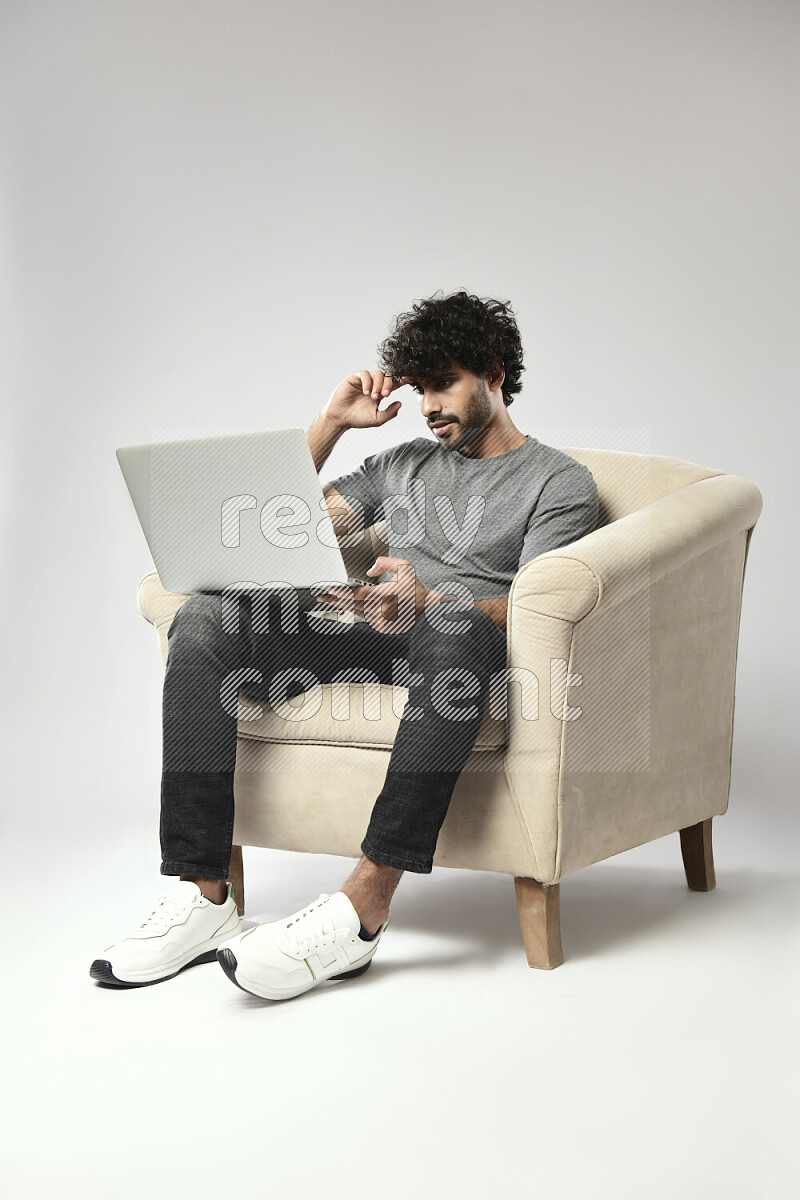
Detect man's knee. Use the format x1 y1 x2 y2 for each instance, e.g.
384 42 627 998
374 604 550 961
169 593 218 634
168 592 249 650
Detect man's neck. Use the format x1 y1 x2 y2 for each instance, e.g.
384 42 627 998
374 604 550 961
455 421 528 460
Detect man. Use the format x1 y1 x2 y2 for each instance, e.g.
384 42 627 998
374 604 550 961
90 289 599 1000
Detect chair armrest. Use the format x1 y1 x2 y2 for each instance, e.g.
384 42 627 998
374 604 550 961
136 572 192 669
508 472 763 623
501 472 763 884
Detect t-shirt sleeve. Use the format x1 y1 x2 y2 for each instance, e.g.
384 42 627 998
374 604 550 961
325 442 409 529
518 464 599 568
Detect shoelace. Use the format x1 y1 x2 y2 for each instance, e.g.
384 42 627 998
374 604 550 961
281 894 342 958
136 891 195 936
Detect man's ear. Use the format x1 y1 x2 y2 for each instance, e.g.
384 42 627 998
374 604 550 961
488 362 505 392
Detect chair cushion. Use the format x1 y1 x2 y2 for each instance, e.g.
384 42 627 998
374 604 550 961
238 679 507 752
235 606 507 751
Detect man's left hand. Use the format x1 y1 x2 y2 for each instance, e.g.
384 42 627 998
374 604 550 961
316 556 439 634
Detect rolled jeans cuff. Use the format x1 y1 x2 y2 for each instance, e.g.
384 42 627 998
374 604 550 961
360 837 434 874
360 768 461 874
160 860 231 880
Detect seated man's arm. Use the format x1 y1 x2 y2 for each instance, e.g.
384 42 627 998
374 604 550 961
517 464 599 569
322 483 374 557
471 595 510 631
424 588 509 633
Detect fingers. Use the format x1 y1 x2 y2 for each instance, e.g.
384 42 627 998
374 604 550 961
315 576 413 634
375 400 402 424
315 583 358 615
363 584 415 634
367 556 409 577
385 374 414 394
353 371 374 396
319 576 412 634
354 370 411 399
354 370 390 400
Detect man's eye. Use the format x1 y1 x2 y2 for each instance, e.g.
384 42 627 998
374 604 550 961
413 379 452 394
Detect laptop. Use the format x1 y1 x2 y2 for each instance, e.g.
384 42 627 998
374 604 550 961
115 427 372 597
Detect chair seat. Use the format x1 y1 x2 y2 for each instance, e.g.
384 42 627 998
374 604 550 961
235 606 508 752
238 681 508 752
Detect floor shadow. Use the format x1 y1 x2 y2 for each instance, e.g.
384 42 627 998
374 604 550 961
241 853 800 967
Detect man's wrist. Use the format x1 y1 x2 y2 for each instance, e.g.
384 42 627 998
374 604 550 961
318 408 349 435
307 410 349 474
424 588 461 608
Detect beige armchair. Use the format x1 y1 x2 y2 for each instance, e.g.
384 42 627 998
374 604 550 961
137 447 763 968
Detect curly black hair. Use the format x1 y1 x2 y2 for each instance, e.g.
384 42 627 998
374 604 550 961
376 288 525 407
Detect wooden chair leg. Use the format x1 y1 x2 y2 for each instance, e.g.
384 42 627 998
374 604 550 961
228 844 245 915
514 878 563 969
680 818 716 892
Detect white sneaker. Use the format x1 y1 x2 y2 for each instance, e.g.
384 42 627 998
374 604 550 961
216 891 389 1001
90 880 242 988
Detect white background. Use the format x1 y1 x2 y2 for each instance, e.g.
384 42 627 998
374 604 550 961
1 2 796 1197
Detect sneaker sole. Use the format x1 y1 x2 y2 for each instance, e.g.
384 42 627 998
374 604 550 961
89 947 221 988
216 947 373 1000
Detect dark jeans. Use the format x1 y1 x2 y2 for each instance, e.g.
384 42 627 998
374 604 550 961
160 586 508 878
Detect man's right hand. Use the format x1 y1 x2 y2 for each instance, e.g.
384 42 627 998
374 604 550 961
323 370 412 431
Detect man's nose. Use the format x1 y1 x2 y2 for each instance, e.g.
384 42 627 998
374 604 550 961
420 393 442 420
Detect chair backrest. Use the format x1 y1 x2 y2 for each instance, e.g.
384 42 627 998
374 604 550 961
555 447 725 529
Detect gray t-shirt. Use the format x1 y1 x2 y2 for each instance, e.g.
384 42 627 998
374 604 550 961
327 434 599 602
